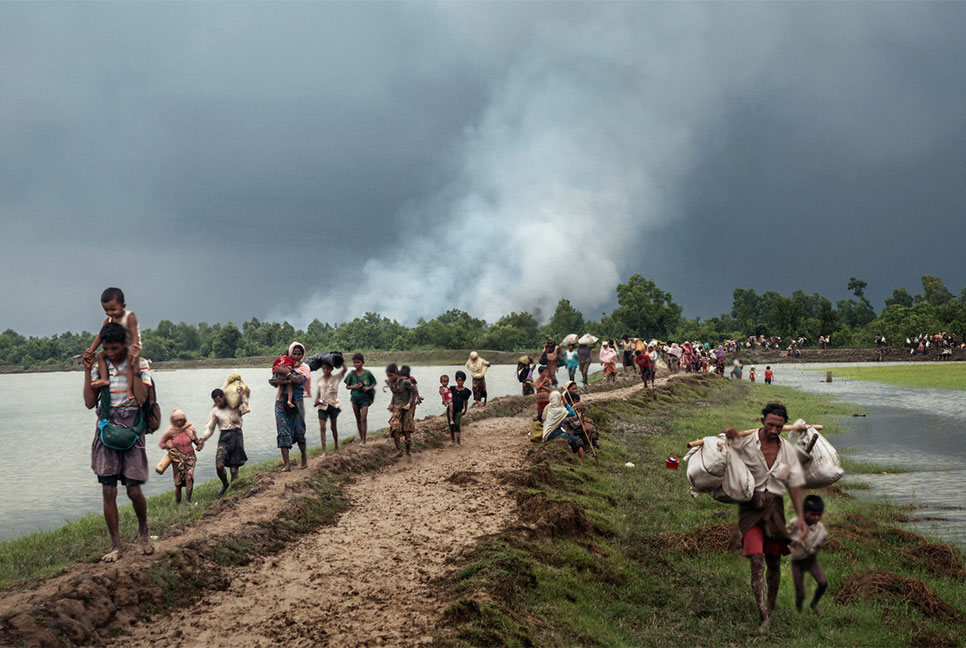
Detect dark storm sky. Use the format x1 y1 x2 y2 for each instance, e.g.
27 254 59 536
2 1 965 336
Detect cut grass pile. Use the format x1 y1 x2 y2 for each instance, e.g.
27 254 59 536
443 375 965 647
811 363 966 391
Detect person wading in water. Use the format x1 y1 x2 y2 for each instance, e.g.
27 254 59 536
723 403 807 633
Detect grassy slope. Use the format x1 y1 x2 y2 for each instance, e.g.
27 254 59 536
811 363 966 391
445 377 965 647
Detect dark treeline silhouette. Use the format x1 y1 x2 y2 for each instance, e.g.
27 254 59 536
2 274 964 366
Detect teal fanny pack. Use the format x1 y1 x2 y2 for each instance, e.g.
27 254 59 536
98 385 145 451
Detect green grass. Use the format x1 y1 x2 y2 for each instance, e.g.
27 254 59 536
445 376 965 647
810 363 966 391
0 434 364 590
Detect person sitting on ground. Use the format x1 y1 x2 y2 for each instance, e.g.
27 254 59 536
541 391 585 458
83 322 154 562
563 380 599 448
157 408 200 504
787 494 829 616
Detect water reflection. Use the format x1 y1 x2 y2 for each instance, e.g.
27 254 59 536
761 362 966 548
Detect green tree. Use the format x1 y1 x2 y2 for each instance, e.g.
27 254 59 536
848 277 868 300
545 299 585 338
920 275 953 307
212 323 242 358
610 275 683 339
884 288 914 309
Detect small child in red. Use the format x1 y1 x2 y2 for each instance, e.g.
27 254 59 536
764 366 774 384
273 355 296 408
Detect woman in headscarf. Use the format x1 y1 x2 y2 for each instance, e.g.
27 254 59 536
157 408 200 504
714 345 726 377
541 391 585 458
533 365 553 421
269 342 310 471
465 351 491 406
562 381 600 449
599 341 618 383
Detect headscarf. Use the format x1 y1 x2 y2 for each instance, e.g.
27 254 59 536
599 342 618 364
714 345 725 360
466 351 489 378
160 408 196 448
542 391 569 440
288 341 312 398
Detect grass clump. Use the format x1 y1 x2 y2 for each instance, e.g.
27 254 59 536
810 363 966 391
443 375 966 647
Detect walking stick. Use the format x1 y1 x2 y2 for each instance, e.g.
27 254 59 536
564 390 598 465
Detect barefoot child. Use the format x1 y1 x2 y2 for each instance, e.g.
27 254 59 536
787 495 829 615
764 366 774 384
449 371 472 446
86 287 141 400
315 361 347 453
344 353 377 447
157 409 200 503
440 374 455 442
385 364 416 457
749 366 757 383
272 354 297 408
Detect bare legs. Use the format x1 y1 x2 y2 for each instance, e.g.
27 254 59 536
749 554 781 631
352 403 369 446
792 558 828 614
101 483 152 561
319 415 339 452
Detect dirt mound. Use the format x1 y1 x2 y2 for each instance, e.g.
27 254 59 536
835 569 963 620
447 471 481 485
516 492 591 540
902 542 966 579
829 513 877 542
658 523 740 553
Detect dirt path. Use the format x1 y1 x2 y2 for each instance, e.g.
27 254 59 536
109 379 654 648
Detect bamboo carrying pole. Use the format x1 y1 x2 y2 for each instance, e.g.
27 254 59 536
686 424 823 448
564 390 599 465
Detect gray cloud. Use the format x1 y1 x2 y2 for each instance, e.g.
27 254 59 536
1 2 965 336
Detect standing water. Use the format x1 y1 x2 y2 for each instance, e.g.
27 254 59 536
755 362 966 549
0 362 593 541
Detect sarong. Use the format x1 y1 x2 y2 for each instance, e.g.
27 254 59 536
168 447 196 487
472 377 487 401
216 428 248 468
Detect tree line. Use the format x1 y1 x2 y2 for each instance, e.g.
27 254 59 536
2 274 964 366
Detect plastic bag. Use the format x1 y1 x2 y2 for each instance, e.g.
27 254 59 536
684 436 728 492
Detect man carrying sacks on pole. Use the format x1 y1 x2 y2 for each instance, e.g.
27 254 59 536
723 402 808 633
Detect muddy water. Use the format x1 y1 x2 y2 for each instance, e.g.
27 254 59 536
0 362 591 541
756 362 966 548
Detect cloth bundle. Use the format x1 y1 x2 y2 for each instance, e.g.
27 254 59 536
222 373 250 410
683 435 754 503
577 334 598 346
787 418 844 488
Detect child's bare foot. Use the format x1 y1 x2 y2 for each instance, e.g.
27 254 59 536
101 548 121 563
287 399 295 408
811 605 823 616
755 618 770 635
280 463 291 472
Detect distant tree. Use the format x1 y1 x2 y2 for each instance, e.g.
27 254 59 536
884 288 915 309
212 323 242 358
610 274 683 339
545 299 585 338
847 277 868 300
920 275 954 307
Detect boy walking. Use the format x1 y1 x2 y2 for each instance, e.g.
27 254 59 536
787 495 830 615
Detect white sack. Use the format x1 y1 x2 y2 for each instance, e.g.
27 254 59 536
787 419 845 488
685 436 728 492
578 334 598 346
712 452 755 503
